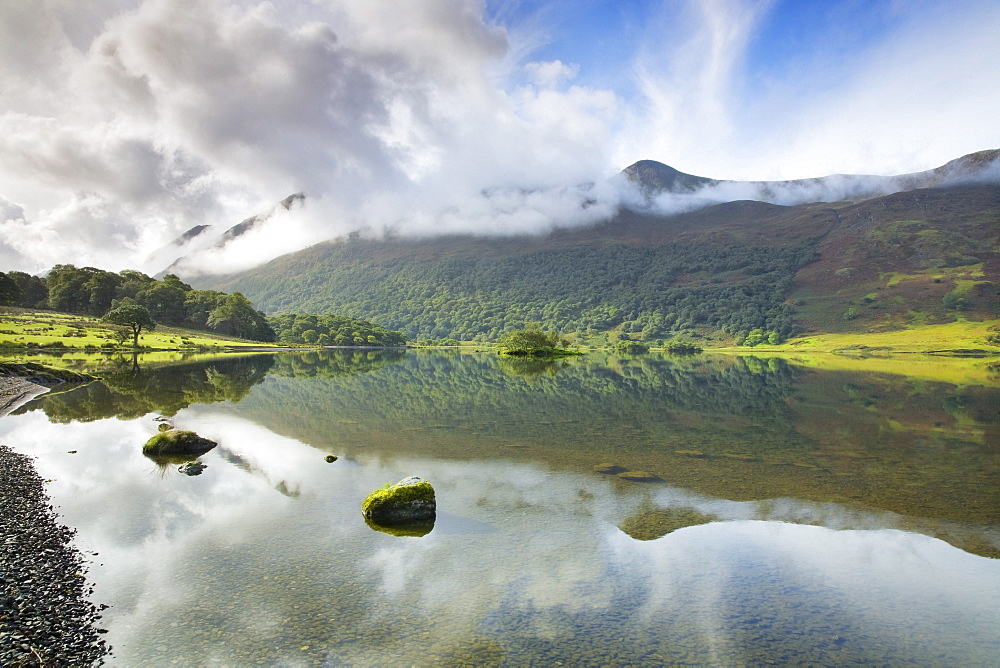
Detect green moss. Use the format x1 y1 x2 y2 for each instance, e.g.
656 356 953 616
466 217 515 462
142 429 217 457
361 477 436 526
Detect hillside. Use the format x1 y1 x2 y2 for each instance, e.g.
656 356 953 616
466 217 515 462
194 155 1000 343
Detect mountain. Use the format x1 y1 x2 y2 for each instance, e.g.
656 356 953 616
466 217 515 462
190 151 1000 342
149 193 305 277
623 148 1000 205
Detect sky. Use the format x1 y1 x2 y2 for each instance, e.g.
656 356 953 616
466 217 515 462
1 0 998 276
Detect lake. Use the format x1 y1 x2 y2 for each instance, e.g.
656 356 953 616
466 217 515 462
2 350 999 665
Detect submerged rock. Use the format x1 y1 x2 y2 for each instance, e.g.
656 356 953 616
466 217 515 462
362 476 436 527
616 470 662 482
620 505 721 541
178 462 207 476
142 429 217 458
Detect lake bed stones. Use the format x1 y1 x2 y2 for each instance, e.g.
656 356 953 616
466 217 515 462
177 462 207 476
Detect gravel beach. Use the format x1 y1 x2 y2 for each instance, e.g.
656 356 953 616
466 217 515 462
0 442 111 665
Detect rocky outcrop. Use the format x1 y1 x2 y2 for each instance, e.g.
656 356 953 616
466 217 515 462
361 477 436 527
142 430 217 458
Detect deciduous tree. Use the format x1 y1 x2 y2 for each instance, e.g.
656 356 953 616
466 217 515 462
103 301 156 347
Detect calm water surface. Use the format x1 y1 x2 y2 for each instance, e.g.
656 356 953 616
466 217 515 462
2 350 998 665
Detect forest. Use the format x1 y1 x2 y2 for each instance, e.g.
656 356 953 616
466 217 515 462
216 237 821 343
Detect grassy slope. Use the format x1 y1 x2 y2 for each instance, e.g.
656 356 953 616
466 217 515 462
709 320 1000 386
198 183 999 346
717 320 1000 354
789 184 1000 334
0 308 288 352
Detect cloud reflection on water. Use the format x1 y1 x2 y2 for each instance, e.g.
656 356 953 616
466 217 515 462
1 408 998 664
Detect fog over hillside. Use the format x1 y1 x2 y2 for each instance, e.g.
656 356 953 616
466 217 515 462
164 149 1000 279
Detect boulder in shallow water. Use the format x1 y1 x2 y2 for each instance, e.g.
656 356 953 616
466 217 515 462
362 476 436 526
142 429 217 457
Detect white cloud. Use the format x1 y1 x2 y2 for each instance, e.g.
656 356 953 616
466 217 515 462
616 0 1000 180
0 0 629 275
524 59 579 88
614 0 775 178
0 0 997 276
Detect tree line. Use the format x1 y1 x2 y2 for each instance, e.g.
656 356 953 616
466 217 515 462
1 265 408 346
0 265 276 341
269 313 406 347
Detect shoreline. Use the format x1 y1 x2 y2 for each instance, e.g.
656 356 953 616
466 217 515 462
0 444 111 664
0 376 50 418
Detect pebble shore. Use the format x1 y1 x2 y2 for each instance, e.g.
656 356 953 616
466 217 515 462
0 444 110 665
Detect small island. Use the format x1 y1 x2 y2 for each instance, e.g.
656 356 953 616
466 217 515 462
496 329 582 358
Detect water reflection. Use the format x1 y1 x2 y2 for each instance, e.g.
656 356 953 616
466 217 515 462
14 354 275 421
0 410 997 665
1 350 998 664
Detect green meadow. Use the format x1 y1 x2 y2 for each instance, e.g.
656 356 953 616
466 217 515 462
0 308 289 353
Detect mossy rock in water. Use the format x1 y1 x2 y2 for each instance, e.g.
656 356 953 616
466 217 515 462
142 429 217 457
361 476 436 526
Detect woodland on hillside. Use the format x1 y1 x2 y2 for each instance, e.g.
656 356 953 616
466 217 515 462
221 239 820 343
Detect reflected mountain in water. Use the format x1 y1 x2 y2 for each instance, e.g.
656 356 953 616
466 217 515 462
219 351 998 552
17 349 1000 556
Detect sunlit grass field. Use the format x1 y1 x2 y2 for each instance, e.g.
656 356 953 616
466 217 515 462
715 320 1000 354
0 308 287 352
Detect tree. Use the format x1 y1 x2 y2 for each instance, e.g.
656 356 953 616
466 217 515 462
8 271 48 308
46 264 90 312
184 290 227 329
743 328 766 346
103 302 156 347
84 270 121 315
0 272 23 306
497 329 561 355
206 292 276 341
614 340 649 354
138 281 187 324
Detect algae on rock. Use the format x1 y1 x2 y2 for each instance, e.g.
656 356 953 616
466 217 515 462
361 476 436 527
142 429 217 458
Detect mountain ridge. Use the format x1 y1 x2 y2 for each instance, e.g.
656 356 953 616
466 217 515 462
185 150 1000 343
168 149 999 282
621 148 1000 204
